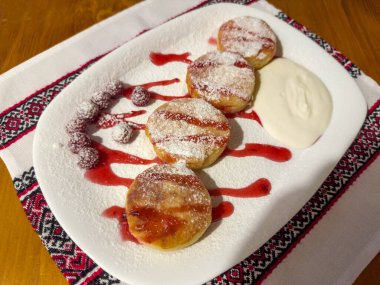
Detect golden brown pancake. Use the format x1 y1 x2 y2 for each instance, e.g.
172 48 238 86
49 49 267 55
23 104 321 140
126 163 212 250
186 51 255 114
217 16 277 69
145 98 230 169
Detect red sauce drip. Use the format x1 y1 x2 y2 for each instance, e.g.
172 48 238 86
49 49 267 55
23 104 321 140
157 110 230 131
224 143 292 162
102 206 139 243
149 52 192 66
209 178 271 198
234 61 250 69
212 201 234 222
208 37 217 45
104 203 214 243
128 206 184 243
97 111 146 129
227 26 275 50
227 110 262 126
85 142 159 187
123 78 189 101
149 91 190 101
140 78 180 89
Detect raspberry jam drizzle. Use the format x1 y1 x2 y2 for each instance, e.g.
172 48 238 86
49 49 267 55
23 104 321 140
128 206 184 243
103 202 234 242
156 110 230 130
212 201 234 222
208 37 217 45
102 206 139 243
224 143 292 162
97 111 146 129
141 78 180 89
123 78 190 101
85 142 160 188
227 110 262 126
149 52 192 66
209 178 271 198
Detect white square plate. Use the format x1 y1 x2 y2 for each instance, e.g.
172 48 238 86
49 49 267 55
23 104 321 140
33 4 366 285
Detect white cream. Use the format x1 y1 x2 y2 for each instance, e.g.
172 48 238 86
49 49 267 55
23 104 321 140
253 58 333 148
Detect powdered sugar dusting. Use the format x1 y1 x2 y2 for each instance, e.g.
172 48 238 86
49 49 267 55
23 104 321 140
77 147 100 169
146 98 230 162
128 163 211 242
131 163 211 217
112 123 133 144
219 16 276 58
131 86 151 106
162 98 223 122
188 51 255 101
148 117 203 142
158 137 223 161
91 90 111 109
67 132 92 154
76 101 100 122
141 162 196 179
65 117 87 134
104 80 124 99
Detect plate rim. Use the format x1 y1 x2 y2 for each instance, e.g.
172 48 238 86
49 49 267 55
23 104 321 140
33 3 367 285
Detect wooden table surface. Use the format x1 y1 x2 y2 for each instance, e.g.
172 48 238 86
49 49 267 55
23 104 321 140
0 0 379 284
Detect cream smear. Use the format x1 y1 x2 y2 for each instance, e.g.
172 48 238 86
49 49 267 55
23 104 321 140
253 58 333 148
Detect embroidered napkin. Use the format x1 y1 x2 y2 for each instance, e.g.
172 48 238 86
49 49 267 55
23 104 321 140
0 0 379 284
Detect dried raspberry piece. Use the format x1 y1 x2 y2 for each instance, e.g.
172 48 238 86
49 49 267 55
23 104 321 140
91 91 111 109
77 147 99 169
105 80 124 99
131 86 150 106
65 117 87 134
68 132 92 154
112 123 133 144
76 101 100 122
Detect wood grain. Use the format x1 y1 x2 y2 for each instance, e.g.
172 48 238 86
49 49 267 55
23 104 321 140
0 0 379 284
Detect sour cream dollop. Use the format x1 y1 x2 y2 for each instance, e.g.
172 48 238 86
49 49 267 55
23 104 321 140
253 58 333 148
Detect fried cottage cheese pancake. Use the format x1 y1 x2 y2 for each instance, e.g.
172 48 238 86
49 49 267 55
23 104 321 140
217 16 277 69
186 51 255 114
126 163 212 250
145 98 230 169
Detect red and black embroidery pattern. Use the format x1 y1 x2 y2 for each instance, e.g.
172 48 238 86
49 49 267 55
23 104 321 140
0 56 103 149
13 168 104 284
